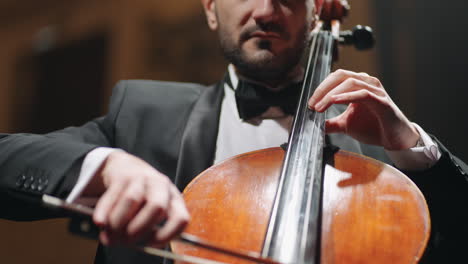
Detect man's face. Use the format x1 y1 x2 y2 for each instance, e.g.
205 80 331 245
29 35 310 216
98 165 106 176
203 0 315 83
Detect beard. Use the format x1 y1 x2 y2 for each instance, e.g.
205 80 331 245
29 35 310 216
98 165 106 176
218 22 309 83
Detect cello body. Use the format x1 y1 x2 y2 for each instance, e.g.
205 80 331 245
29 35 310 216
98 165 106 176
172 147 430 263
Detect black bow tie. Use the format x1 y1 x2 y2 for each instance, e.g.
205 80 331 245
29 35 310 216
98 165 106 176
232 79 302 120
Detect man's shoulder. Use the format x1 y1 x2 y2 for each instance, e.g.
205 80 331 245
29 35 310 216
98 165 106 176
116 79 214 98
107 79 221 116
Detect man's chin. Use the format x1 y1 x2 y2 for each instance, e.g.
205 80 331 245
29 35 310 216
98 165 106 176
226 45 299 81
236 55 290 81
245 51 275 65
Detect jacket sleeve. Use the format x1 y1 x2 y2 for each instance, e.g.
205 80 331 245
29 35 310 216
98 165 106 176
0 81 128 221
404 137 468 263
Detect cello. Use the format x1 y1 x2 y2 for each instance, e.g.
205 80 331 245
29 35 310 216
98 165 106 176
171 0 430 263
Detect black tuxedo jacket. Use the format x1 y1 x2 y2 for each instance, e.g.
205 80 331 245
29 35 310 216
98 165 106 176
0 80 467 263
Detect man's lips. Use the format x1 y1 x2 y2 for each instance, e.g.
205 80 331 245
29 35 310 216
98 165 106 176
249 31 282 39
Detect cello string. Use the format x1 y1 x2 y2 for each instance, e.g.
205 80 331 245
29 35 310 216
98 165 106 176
260 23 336 264
299 29 334 263
260 25 321 258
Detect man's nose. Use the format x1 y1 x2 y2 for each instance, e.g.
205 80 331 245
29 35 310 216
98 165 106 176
251 0 278 23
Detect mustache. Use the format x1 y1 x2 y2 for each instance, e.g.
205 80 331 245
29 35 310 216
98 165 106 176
239 23 290 42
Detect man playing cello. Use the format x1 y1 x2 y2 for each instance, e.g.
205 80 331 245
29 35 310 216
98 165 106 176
0 0 466 263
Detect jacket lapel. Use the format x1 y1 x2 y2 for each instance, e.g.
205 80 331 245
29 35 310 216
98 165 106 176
174 82 224 190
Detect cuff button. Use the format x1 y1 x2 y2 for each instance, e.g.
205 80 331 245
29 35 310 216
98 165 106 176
15 174 26 187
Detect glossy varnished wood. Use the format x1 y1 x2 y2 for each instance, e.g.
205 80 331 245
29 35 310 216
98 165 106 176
172 148 284 264
321 150 430 263
172 147 430 264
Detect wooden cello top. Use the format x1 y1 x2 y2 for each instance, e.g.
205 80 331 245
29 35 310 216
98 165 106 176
174 147 430 263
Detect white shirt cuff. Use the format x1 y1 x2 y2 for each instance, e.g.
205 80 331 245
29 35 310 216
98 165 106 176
386 123 442 171
66 147 121 205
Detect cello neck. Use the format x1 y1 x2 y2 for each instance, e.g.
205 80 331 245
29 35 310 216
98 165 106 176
261 24 337 264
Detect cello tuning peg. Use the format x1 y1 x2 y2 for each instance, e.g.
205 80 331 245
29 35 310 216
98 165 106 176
339 25 375 50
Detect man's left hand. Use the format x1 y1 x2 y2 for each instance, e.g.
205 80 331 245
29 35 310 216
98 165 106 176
308 69 419 150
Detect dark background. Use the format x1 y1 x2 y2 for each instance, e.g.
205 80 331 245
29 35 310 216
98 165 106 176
0 0 466 263
375 0 468 161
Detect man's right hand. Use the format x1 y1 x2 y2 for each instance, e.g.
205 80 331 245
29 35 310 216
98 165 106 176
84 151 190 248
